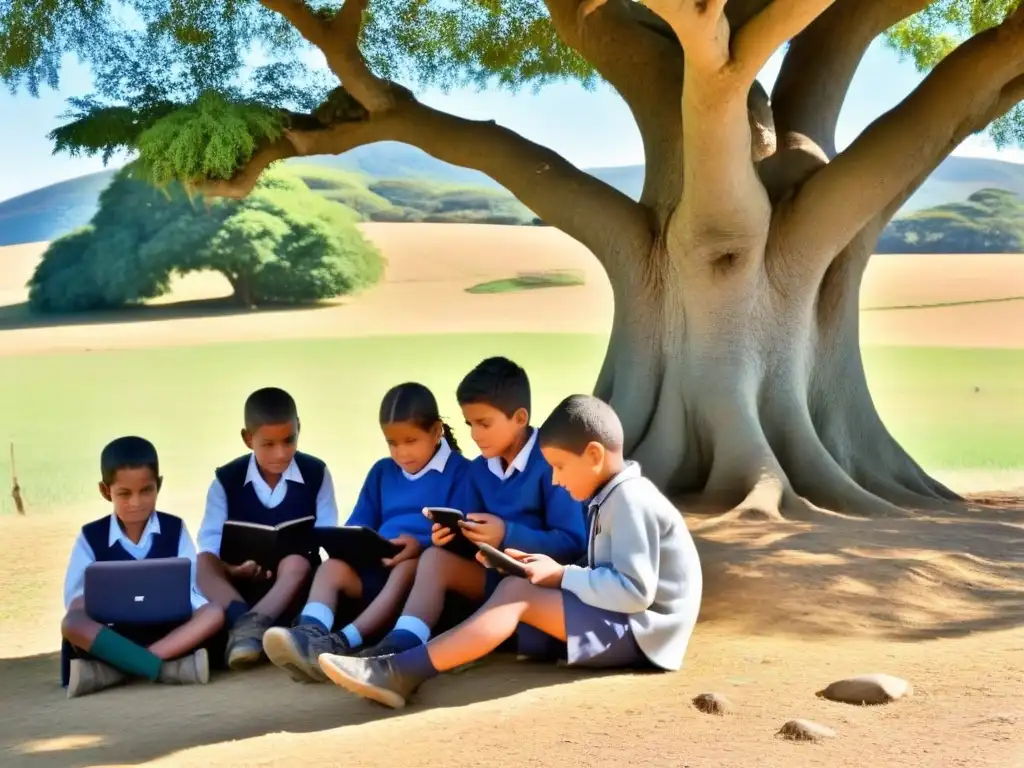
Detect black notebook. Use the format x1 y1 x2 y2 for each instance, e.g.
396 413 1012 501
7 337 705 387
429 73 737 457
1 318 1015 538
220 516 316 571
317 526 403 569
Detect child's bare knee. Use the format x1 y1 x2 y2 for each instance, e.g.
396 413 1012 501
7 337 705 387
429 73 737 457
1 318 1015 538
417 545 457 576
390 558 418 583
277 554 312 579
319 557 357 586
492 576 533 602
61 610 95 647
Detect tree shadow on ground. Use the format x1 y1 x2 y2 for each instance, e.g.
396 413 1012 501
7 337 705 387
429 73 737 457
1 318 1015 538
0 651 599 768
0 299 334 333
692 497 1024 641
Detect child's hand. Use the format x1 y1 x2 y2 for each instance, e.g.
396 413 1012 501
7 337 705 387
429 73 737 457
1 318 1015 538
461 513 505 548
520 553 565 589
431 522 455 547
226 560 270 581
383 534 421 567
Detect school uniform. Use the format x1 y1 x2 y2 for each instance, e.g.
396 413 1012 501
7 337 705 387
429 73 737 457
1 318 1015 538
342 440 470 608
454 428 587 596
519 461 704 670
60 511 207 685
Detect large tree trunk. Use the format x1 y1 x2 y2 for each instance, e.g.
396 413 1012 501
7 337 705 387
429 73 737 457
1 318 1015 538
595 234 959 522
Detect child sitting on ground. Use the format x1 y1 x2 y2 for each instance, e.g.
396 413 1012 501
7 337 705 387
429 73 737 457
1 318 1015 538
356 357 587 658
61 436 225 699
196 386 339 669
262 382 470 680
318 394 704 708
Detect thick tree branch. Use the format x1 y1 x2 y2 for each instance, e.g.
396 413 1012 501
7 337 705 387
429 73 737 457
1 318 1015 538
201 97 652 275
730 0 835 84
259 0 395 112
771 0 929 158
783 8 1024 270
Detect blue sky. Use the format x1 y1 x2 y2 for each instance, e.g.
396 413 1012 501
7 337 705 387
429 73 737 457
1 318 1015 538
1 37 1021 203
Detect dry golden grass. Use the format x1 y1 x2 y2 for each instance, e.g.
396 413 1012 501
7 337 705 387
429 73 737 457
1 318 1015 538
3 226 1024 355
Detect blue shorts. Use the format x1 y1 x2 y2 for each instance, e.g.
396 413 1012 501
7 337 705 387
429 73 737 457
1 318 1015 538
515 590 649 669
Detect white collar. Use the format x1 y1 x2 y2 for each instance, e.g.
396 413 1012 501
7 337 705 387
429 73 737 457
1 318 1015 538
244 453 304 486
107 511 161 547
487 428 537 480
402 438 453 480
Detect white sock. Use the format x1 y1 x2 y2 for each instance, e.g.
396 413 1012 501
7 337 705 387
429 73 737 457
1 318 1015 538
301 602 335 632
394 615 431 643
341 624 363 649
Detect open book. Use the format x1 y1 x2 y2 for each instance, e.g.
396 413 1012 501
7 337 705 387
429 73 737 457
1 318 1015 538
220 516 316 571
316 526 403 570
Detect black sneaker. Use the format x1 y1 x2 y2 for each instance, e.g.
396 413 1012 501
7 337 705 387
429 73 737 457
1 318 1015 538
318 653 423 709
263 624 350 682
225 612 275 670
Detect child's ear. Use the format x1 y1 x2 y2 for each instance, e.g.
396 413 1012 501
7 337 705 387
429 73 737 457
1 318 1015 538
513 408 529 427
241 428 253 449
98 482 112 502
156 475 164 492
296 417 301 434
584 441 606 469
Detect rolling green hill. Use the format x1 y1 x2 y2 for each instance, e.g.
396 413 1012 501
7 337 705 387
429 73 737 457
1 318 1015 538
877 188 1024 253
2 143 1023 248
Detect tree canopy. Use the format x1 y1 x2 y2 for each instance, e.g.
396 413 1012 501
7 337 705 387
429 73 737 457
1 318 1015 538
28 165 384 312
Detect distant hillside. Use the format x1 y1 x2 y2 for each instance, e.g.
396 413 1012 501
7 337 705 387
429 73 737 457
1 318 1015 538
878 188 1024 254
2 142 1024 247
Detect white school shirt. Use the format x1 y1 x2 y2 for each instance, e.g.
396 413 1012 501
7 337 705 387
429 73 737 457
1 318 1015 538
196 454 339 556
63 512 209 611
486 428 537 480
401 438 453 480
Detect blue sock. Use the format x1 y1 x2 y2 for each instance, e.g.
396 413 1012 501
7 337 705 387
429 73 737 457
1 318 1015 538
394 615 431 643
381 629 426 653
341 624 363 649
393 643 439 683
226 601 249 627
298 602 335 633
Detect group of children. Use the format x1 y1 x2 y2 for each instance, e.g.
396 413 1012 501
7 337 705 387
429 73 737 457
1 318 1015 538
61 356 704 708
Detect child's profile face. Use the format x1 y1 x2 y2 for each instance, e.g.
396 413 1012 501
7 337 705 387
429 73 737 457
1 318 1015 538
244 421 299 476
382 420 442 475
540 444 605 502
461 402 528 459
100 467 161 526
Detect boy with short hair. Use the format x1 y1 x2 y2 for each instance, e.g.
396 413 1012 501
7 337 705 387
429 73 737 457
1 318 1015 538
357 357 586 658
319 394 704 707
196 386 339 669
61 436 225 699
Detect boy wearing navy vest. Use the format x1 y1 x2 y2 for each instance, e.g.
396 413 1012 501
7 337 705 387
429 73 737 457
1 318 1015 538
195 387 339 670
318 395 704 708
359 357 586 657
61 437 225 699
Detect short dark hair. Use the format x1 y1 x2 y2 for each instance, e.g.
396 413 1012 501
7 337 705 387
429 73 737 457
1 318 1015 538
244 387 299 432
538 395 624 454
100 436 160 485
456 357 531 418
379 381 462 454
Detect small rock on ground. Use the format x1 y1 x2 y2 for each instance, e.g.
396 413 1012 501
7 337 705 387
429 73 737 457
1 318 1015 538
692 692 733 715
777 719 836 742
817 673 912 705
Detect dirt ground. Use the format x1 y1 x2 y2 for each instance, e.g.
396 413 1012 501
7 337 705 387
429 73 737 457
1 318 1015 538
2 227 1023 766
3 227 1024 356
1 504 1023 768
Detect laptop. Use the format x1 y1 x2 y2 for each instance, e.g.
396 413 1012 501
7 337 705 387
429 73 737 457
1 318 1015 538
84 558 193 626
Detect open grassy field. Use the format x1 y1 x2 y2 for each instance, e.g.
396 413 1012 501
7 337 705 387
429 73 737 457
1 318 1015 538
1 225 1023 767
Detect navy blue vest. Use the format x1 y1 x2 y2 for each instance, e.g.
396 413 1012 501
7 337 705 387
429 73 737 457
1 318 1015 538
81 512 182 561
215 452 326 527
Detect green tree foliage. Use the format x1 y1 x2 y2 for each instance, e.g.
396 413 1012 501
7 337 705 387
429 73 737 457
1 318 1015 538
2 0 1019 190
27 165 384 311
877 189 1024 254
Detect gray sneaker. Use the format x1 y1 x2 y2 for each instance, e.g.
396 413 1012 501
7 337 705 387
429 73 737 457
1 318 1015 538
158 648 210 685
264 624 350 682
318 652 423 709
226 612 274 670
66 659 127 699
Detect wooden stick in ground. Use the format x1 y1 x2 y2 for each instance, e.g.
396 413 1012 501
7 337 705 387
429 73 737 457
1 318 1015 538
10 442 24 515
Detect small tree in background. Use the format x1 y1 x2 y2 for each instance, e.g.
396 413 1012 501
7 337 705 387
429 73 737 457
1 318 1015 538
27 166 384 310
